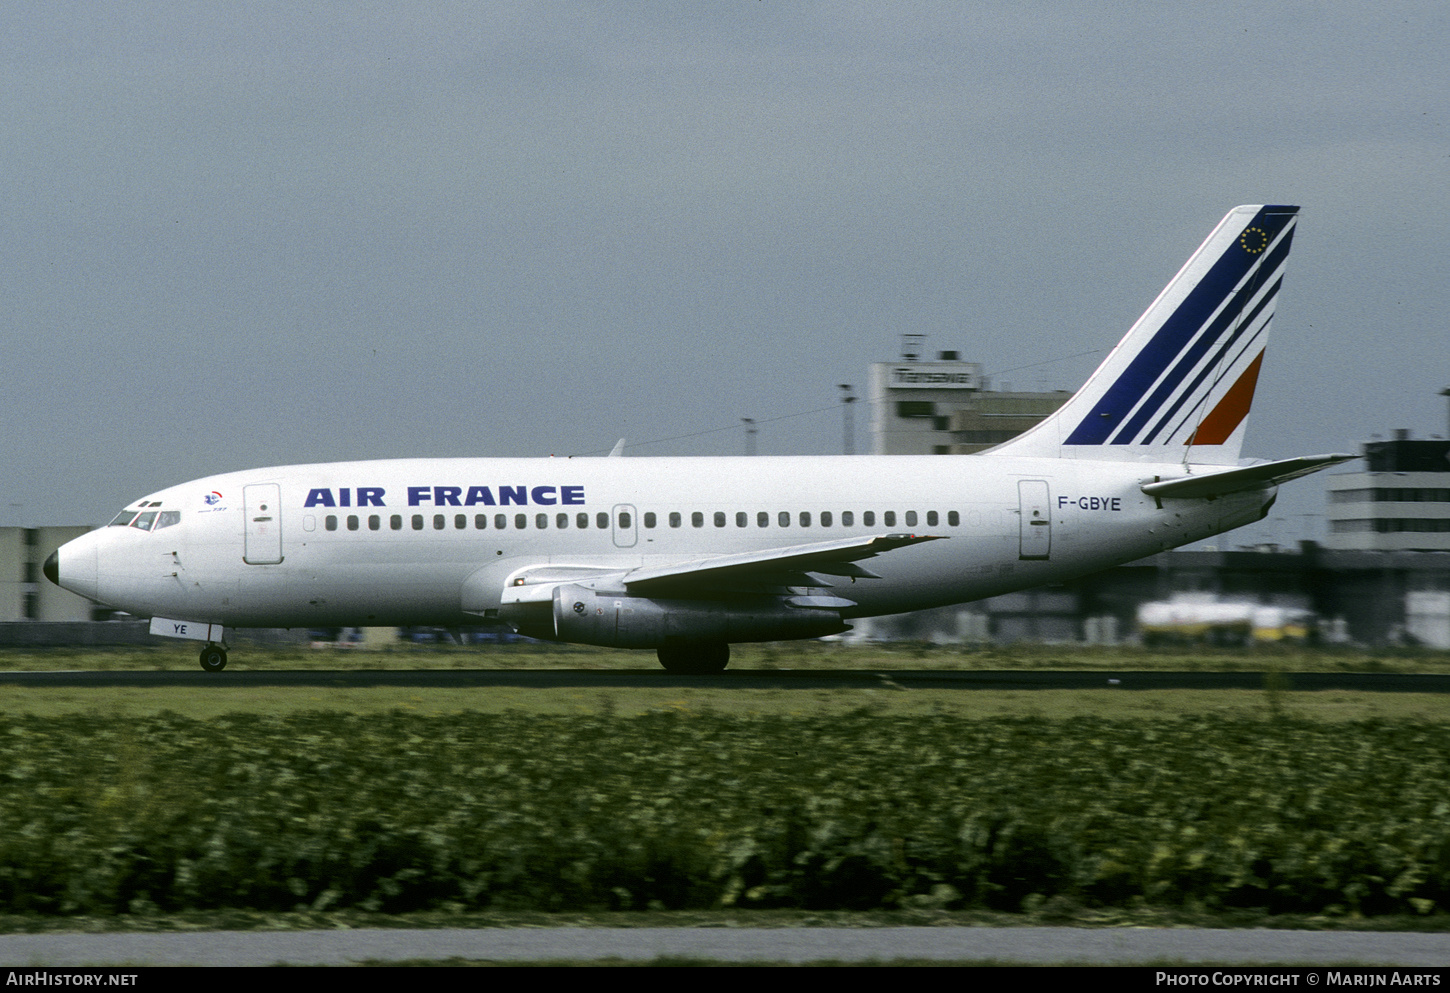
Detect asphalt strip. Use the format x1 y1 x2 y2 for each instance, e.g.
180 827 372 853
0 927 1447 966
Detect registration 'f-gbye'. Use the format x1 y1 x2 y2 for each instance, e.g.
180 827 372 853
47 205 1352 672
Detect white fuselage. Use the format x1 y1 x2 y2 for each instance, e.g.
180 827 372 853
52 454 1272 632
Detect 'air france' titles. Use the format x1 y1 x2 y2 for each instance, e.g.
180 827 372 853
303 486 586 509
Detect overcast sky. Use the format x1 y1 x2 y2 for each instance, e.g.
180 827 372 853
4 2 1447 546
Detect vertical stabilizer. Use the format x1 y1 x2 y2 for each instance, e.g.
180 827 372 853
987 204 1298 465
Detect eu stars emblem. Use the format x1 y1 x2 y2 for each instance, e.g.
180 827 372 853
1239 226 1269 254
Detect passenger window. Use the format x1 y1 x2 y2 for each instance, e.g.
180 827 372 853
927 511 938 527
391 515 403 531
131 511 157 530
495 514 507 529
515 514 527 529
714 512 726 527
596 512 608 529
799 511 811 527
842 511 854 527
557 513 570 529
692 512 704 528
369 515 381 531
476 514 488 529
577 512 589 529
536 513 548 529
347 515 359 531
433 514 445 530
413 515 424 530
905 511 917 527
863 511 875 526
670 512 682 528
325 515 338 531
619 511 632 529
736 512 747 527
455 514 467 529
644 512 656 528
757 511 769 527
948 511 960 527
884 511 896 527
154 510 181 531
821 511 832 527
778 511 789 527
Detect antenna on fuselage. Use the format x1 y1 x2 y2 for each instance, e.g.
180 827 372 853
607 439 627 457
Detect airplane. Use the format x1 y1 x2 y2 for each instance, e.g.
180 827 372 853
45 204 1354 673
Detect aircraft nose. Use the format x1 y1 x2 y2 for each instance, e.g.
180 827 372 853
43 551 58 586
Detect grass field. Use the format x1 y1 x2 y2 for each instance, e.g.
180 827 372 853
3 639 1449 673
0 644 1447 931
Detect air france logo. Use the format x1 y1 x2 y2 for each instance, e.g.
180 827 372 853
204 491 223 505
302 485 587 508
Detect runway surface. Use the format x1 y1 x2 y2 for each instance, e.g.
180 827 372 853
1 926 1447 966
0 668 1448 692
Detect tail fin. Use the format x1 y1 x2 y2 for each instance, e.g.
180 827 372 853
988 204 1299 465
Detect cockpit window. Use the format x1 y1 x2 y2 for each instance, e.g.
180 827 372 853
130 511 158 531
154 510 181 531
108 510 139 527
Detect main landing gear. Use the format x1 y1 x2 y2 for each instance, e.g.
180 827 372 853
657 642 730 675
199 643 228 672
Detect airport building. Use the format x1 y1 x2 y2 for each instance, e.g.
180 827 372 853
0 526 97 622
1324 431 1450 552
867 335 1069 455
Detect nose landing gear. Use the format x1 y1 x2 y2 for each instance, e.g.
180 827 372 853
199 643 228 672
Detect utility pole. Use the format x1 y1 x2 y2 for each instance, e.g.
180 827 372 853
741 418 757 456
838 384 856 455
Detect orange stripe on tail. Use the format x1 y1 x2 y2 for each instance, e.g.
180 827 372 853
1190 350 1265 446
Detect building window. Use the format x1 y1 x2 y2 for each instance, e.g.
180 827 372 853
896 401 934 418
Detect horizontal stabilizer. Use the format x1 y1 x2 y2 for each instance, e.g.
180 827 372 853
1141 453 1356 500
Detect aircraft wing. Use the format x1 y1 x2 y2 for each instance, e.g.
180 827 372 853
494 533 943 609
1140 453 1357 500
622 532 944 596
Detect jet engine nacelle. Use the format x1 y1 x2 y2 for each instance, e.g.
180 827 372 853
550 584 848 648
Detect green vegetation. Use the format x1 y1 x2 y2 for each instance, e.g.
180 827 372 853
2 640 1449 673
1 710 1448 920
